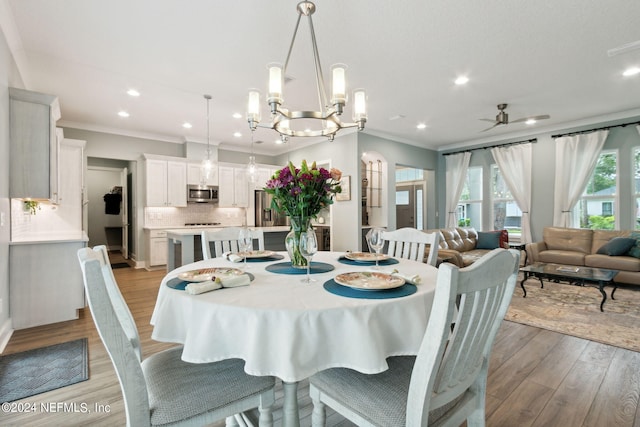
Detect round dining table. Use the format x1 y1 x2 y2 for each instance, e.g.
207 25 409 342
151 251 438 427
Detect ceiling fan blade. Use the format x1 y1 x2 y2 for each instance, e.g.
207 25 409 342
481 123 501 132
510 114 551 124
479 118 497 123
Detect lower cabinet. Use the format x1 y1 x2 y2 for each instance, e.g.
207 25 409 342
9 240 86 329
146 229 168 268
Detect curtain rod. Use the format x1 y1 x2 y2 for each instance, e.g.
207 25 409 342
551 120 640 139
442 138 537 157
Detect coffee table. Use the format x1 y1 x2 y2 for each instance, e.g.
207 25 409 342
520 262 618 312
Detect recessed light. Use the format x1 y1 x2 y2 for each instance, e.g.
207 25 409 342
233 132 242 138
232 113 242 119
416 123 427 130
127 89 140 97
118 111 130 118
182 122 192 129
623 67 640 77
454 76 469 85
525 119 537 125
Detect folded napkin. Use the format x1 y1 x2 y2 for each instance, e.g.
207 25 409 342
185 280 223 295
219 274 250 288
391 269 422 285
223 251 243 262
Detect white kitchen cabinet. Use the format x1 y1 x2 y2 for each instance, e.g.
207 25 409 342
254 167 275 190
146 229 168 268
9 87 62 202
145 157 187 207
9 240 86 329
187 162 219 186
218 165 249 207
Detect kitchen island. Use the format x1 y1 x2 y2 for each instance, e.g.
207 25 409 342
165 226 291 270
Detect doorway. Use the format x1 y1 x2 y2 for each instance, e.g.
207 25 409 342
87 165 129 260
395 166 427 229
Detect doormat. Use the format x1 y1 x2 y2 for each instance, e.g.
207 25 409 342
111 262 130 269
0 338 89 402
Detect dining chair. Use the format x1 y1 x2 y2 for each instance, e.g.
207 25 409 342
77 245 276 427
201 227 265 260
382 227 441 266
309 248 520 427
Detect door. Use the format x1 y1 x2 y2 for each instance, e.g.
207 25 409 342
396 185 415 228
121 167 129 259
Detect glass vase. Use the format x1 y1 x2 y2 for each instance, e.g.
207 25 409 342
285 216 312 268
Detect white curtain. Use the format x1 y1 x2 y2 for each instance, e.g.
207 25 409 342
491 143 533 243
553 130 609 227
445 152 471 228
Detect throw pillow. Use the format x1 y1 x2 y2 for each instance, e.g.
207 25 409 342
476 231 501 250
596 237 637 256
627 232 640 258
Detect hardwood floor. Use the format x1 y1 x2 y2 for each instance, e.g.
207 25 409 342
2 263 640 426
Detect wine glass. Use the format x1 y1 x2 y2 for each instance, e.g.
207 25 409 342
368 227 385 269
238 227 253 271
299 228 318 283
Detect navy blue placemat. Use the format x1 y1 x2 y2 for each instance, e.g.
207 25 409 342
265 261 335 275
245 254 285 263
323 279 417 299
167 273 254 291
337 257 399 266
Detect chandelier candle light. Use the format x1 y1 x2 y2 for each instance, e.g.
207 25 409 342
264 160 342 268
247 1 367 142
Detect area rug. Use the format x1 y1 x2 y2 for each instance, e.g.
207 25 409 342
505 278 640 352
0 338 89 402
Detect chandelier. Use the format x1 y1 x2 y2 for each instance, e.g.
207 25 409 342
247 1 367 142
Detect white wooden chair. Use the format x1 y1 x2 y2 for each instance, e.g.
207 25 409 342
309 248 520 427
382 227 440 266
77 245 275 427
201 227 265 260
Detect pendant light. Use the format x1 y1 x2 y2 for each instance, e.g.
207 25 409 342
201 94 216 185
247 130 257 183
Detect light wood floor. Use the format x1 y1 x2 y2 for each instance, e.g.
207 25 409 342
2 261 640 426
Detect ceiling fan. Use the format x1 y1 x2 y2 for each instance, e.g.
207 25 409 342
480 103 550 132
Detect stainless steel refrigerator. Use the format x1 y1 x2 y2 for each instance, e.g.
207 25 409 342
255 190 289 227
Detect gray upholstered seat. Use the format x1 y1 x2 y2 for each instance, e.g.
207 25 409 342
309 248 520 427
78 245 275 427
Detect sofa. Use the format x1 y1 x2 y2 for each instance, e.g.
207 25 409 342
425 227 509 267
526 226 640 286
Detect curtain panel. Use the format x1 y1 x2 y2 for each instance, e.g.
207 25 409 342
445 152 471 228
490 143 533 243
552 130 609 227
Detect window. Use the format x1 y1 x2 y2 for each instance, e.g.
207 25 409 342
573 151 617 230
457 166 482 228
491 165 522 240
634 147 640 230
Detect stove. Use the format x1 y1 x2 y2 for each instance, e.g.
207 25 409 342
184 222 221 227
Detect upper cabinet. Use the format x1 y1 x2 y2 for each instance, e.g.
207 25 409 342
187 162 219 186
9 87 62 202
218 164 249 207
144 155 187 207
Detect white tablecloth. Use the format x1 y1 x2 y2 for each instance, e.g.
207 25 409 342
151 251 437 383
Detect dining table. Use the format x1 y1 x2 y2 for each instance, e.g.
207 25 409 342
150 250 438 427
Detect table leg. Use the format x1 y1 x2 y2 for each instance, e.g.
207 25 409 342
282 381 300 427
598 281 607 312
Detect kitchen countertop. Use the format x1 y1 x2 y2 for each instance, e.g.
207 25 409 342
145 225 293 234
10 232 89 245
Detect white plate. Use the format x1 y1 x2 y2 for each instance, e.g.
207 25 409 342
178 267 244 282
237 250 275 259
334 271 405 291
345 252 391 262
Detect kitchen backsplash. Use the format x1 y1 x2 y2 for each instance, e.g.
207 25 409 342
11 199 84 241
144 204 248 228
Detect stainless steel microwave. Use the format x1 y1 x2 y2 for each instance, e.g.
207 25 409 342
187 185 219 204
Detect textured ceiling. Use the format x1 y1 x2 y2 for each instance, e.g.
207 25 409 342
4 0 640 155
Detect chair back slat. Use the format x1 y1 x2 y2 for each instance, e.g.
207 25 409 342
77 248 151 427
407 248 519 425
201 227 265 259
382 227 440 266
